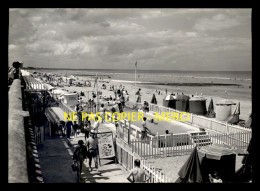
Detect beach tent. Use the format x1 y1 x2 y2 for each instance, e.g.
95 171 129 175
175 94 190 112
228 102 240 124
215 100 236 121
150 94 157 104
189 96 207 116
163 94 176 109
63 93 78 106
198 144 236 182
235 139 252 182
206 98 216 118
175 147 203 183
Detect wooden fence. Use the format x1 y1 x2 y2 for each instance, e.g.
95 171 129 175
129 131 251 159
148 103 251 134
116 138 172 182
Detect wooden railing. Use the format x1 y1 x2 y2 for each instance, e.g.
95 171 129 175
129 131 251 159
147 103 251 134
116 138 171 182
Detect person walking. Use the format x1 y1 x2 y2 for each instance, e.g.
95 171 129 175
84 117 91 140
127 159 150 183
65 120 73 139
73 140 88 181
86 132 99 172
73 121 79 138
92 116 100 136
99 104 106 123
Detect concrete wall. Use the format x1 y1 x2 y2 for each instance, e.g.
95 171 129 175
8 79 29 183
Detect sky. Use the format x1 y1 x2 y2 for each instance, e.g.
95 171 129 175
8 8 252 71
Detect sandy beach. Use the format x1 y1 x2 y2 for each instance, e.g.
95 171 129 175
59 73 251 122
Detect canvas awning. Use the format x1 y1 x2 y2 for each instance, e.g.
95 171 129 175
45 107 65 124
198 144 235 160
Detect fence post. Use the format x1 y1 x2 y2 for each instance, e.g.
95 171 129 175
226 122 229 134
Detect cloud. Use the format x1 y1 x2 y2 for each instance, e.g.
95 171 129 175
194 13 241 31
8 8 251 71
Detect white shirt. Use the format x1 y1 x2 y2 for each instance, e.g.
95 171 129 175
93 121 99 133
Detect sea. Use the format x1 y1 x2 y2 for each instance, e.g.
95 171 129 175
27 68 252 83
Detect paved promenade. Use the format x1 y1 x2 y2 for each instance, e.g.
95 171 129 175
37 122 130 183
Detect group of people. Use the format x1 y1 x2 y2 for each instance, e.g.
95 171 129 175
74 136 151 183
58 120 80 139
73 131 100 181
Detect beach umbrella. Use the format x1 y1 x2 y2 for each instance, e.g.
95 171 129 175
233 102 240 115
175 147 203 183
245 113 252 129
206 98 216 118
150 93 157 104
228 102 240 124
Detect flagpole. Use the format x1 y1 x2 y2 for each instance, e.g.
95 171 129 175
135 61 137 102
135 66 136 88
96 73 98 113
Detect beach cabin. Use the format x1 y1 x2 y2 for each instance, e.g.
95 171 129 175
163 94 176 109
62 93 78 106
189 96 207 116
215 100 236 121
175 94 190 112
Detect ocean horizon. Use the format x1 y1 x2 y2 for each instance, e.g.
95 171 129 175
25 67 252 81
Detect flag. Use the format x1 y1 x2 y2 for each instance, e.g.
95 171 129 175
135 61 137 69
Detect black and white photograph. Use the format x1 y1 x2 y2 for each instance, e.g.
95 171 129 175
8 8 253 183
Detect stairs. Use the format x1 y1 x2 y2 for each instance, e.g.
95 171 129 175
188 131 212 147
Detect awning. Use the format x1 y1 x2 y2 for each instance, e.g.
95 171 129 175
198 144 236 160
45 107 65 124
216 100 236 105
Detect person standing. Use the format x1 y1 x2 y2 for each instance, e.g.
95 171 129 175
127 159 150 183
86 132 99 172
65 120 73 139
84 117 91 140
99 104 106 123
92 116 100 136
73 121 79 138
141 117 150 140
